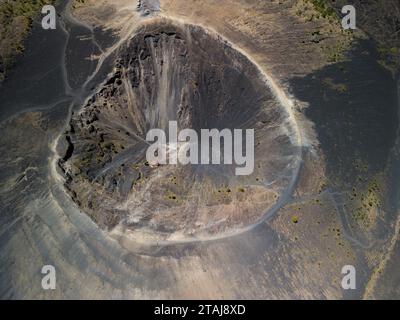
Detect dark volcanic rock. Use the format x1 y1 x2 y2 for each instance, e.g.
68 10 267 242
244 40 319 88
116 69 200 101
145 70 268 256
59 21 300 237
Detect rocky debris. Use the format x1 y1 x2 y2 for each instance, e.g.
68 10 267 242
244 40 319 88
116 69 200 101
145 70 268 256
58 21 298 236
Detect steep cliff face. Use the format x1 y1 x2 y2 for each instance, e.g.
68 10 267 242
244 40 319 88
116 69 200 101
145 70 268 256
58 21 299 240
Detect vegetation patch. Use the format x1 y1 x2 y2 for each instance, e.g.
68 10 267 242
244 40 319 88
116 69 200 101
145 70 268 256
0 0 57 83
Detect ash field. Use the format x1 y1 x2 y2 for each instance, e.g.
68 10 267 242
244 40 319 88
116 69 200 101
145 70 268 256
0 0 399 299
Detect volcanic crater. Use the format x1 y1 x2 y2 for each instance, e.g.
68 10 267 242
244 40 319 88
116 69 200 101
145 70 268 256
57 20 301 242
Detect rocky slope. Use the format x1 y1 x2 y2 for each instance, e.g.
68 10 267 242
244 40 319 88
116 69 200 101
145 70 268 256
58 21 300 240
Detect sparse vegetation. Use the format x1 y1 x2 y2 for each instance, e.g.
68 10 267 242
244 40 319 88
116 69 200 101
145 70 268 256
377 46 400 77
322 77 348 93
294 0 354 64
0 0 57 82
351 177 383 229
306 0 337 19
